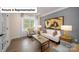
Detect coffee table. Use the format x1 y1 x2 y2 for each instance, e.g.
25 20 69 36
32 35 50 52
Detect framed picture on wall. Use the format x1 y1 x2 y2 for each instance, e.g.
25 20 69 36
45 16 64 30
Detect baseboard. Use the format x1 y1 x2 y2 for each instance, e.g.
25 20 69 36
11 36 27 40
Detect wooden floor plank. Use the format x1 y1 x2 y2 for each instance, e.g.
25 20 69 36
6 37 58 52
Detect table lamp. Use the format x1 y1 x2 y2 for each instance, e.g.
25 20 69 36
61 25 72 38
37 25 42 35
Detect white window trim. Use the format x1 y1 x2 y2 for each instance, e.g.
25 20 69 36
21 16 35 32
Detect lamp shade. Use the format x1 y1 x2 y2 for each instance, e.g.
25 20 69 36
38 25 42 28
61 25 72 31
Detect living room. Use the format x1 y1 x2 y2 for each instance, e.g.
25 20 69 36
0 7 79 52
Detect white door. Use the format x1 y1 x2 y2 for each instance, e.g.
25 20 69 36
2 14 10 51
5 14 9 41
0 14 3 51
2 14 9 41
0 14 3 34
0 13 10 52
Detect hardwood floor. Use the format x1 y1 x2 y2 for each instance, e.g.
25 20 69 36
6 37 59 52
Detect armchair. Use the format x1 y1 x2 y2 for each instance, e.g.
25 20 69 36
27 28 35 37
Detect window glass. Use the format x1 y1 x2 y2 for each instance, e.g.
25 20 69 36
23 19 34 31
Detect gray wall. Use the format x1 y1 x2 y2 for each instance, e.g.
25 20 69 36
40 7 79 40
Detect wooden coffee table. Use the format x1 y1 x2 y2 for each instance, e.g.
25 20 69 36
32 35 50 52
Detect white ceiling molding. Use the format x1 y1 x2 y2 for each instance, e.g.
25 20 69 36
41 7 69 17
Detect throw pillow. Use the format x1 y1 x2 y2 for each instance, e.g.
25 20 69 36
53 30 57 36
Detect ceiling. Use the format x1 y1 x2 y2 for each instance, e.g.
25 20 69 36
37 7 63 17
22 7 66 17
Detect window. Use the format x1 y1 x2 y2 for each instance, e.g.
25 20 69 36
22 18 34 31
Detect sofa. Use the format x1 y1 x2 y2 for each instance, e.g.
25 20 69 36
41 29 61 43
